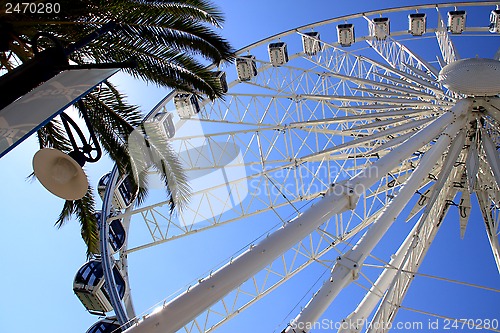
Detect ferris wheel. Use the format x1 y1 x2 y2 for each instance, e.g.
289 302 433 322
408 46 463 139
75 2 500 333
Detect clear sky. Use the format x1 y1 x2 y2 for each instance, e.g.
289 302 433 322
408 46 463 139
0 1 499 333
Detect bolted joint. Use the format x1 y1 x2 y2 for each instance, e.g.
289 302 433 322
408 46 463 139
335 250 363 282
325 180 361 210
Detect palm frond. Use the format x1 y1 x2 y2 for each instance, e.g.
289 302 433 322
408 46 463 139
141 122 191 211
55 185 99 258
2 0 232 256
101 0 226 29
37 118 72 152
2 0 234 99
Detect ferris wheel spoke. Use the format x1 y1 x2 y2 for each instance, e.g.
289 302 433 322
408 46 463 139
291 108 433 126
122 150 364 251
481 128 500 190
369 131 417 155
301 117 434 161
417 130 466 223
243 59 329 95
340 185 453 332
370 71 445 98
121 152 378 247
124 138 400 251
345 116 428 132
307 53 449 103
205 93 342 126
84 5 500 333
305 94 437 107
401 148 461 222
476 184 500 274
366 192 459 333
178 231 337 333
364 17 439 78
178 208 389 333
172 117 426 182
283 104 467 331
364 144 467 332
123 101 462 333
212 59 445 129
125 193 325 254
351 86 430 99
323 71 438 100
435 7 460 65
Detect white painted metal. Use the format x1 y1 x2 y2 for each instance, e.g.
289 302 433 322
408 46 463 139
92 4 500 333
365 137 469 333
439 58 500 96
475 189 500 273
481 127 500 189
338 218 424 333
447 10 467 34
123 103 466 333
409 13 426 36
284 100 469 332
436 8 460 65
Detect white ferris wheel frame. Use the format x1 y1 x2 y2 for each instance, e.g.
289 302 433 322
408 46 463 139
95 2 500 333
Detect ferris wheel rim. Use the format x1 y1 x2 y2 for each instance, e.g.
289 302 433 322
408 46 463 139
231 1 500 56
88 2 500 333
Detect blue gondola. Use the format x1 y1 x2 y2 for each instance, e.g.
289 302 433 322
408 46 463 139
92 212 126 254
98 172 138 210
86 318 122 333
73 259 126 315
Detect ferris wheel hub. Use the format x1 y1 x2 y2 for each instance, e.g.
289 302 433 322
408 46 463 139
439 58 500 96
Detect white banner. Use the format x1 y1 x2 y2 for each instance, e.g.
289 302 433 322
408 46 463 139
0 68 119 158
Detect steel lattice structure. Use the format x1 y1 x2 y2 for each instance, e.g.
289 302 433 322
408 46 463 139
88 3 500 333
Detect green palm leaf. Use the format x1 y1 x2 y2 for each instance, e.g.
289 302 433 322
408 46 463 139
1 0 234 254
56 184 99 258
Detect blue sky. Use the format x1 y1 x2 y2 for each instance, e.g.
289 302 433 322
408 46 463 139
1 1 499 333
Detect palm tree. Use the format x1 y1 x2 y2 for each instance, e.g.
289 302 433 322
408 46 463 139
0 0 235 256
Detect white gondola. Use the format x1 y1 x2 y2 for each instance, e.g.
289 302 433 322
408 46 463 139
490 9 500 33
448 10 466 34
302 31 322 56
213 71 228 93
174 92 200 118
86 318 122 333
98 172 138 210
236 55 257 81
372 17 390 40
408 13 427 36
268 42 289 66
73 259 126 315
337 23 355 47
146 112 175 139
